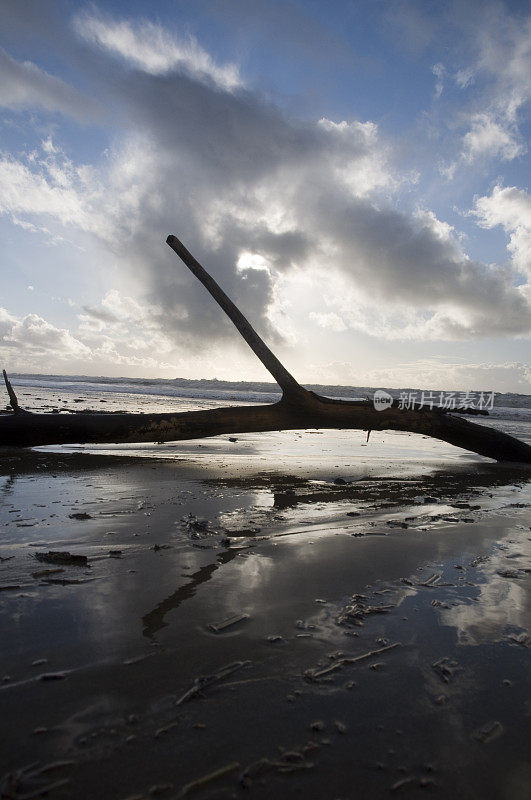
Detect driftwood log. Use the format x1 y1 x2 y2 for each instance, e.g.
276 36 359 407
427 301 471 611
0 235 530 463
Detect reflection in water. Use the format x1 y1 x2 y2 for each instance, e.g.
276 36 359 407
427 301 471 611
439 532 531 645
142 549 239 639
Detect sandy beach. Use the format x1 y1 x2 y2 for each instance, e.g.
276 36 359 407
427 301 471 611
1 385 531 800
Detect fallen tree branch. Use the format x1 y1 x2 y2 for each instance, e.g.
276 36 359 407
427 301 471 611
0 235 530 463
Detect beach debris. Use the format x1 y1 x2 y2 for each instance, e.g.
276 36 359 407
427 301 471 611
473 720 503 743
497 568 522 579
239 758 276 786
239 755 314 789
148 783 173 796
386 520 408 529
124 651 159 666
35 551 88 566
470 555 489 567
32 568 65 578
280 750 304 763
310 720 325 731
432 657 461 683
180 514 216 539
175 660 251 705
108 550 123 558
334 721 348 734
267 635 284 643
38 671 68 681
422 573 441 587
69 512 92 520
177 761 239 797
391 776 415 792
508 631 530 646
333 477 348 485
208 613 249 633
154 722 179 739
336 595 396 627
306 642 401 681
0 759 73 800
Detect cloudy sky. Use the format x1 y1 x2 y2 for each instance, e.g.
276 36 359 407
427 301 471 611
0 0 530 391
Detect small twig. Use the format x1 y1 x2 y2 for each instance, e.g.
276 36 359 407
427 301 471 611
176 762 239 797
208 613 249 633
421 573 441 587
307 642 401 681
343 641 401 664
18 779 70 800
175 660 251 705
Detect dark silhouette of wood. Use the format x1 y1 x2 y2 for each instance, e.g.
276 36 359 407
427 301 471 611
3 369 24 413
1 235 530 463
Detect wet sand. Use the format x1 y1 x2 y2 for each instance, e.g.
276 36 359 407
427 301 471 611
1 422 531 799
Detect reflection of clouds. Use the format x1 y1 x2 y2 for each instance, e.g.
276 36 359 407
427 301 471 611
440 576 526 645
440 535 531 646
231 553 274 593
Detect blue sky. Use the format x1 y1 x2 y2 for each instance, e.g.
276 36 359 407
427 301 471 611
0 0 530 391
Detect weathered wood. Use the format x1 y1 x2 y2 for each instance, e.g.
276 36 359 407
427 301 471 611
166 235 309 402
0 236 530 463
3 369 23 413
0 392 530 462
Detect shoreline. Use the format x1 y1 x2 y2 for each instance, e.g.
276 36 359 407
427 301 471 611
1 439 530 799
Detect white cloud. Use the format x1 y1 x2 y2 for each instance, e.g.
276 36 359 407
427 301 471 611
472 185 531 278
432 62 444 98
0 309 90 359
462 113 525 162
457 10 531 165
73 11 242 90
0 46 100 121
309 312 347 332
455 67 475 89
308 358 531 394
